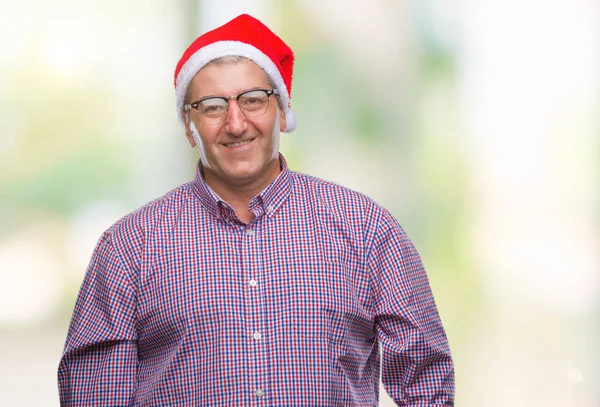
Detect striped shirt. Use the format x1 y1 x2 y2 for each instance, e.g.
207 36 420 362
58 154 454 406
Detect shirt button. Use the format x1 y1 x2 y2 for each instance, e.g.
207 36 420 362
253 332 262 340
246 228 255 236
249 279 257 287
255 389 264 397
266 205 274 214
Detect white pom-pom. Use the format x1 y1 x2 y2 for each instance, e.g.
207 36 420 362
284 109 296 133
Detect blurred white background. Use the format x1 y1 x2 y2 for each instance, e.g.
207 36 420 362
0 0 598 405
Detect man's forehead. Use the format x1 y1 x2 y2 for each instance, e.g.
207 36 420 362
189 58 272 96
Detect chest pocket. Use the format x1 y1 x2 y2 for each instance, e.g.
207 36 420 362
287 261 374 343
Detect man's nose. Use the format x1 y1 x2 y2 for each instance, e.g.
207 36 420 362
223 100 248 136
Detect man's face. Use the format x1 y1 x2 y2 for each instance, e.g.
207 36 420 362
184 59 286 191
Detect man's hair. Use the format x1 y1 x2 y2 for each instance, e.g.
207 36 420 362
183 55 282 120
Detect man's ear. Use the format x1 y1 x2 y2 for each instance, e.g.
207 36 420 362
183 116 197 147
279 107 287 132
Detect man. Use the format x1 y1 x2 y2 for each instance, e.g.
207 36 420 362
58 14 454 406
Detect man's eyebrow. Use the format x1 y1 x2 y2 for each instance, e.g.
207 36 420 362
194 86 272 100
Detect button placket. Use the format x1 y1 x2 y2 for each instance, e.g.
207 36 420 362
241 221 268 401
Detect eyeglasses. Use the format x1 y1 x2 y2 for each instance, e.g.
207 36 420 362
184 88 279 125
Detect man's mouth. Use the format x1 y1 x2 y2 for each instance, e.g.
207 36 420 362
223 138 255 148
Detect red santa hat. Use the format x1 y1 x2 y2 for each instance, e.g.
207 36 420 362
174 14 296 132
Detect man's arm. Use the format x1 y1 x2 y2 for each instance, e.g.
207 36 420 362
58 231 138 407
367 208 455 406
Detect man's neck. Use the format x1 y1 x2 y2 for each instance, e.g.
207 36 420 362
202 162 281 224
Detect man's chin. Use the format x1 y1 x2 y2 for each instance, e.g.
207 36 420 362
221 165 262 183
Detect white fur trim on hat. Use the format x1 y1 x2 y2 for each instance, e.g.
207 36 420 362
176 40 296 132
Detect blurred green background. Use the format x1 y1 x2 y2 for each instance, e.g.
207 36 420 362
0 0 598 406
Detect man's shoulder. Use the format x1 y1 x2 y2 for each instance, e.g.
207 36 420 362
106 182 193 239
291 171 387 217
84 182 192 277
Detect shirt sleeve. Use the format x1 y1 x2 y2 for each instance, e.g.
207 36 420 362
58 231 138 407
367 209 455 406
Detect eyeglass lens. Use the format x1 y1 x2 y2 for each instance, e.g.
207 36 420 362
196 90 271 123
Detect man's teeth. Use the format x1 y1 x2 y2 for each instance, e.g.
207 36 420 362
225 139 253 148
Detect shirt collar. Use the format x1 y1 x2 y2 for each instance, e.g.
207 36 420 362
191 153 292 220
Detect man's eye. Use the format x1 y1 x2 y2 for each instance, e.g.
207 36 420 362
200 104 226 115
240 97 267 109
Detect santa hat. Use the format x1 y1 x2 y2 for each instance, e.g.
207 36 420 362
174 14 296 132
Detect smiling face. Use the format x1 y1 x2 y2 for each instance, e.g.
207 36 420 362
183 59 286 195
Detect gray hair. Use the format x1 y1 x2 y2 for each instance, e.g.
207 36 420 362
183 55 282 113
